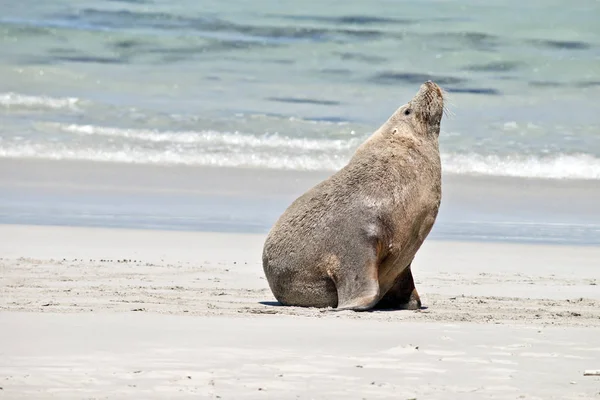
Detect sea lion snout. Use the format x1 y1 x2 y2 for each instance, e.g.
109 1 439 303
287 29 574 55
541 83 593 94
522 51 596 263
416 80 444 104
410 81 444 136
423 80 443 98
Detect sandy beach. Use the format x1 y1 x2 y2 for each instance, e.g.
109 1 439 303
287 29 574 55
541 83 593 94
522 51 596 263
2 1 600 398
1 224 599 399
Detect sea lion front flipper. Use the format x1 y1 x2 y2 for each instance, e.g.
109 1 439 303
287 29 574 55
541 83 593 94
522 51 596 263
374 263 421 310
333 255 380 311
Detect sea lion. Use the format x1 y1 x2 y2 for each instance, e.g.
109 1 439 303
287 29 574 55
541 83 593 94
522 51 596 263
262 81 445 311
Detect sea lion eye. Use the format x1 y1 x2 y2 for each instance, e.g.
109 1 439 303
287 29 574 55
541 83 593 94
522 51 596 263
404 109 411 116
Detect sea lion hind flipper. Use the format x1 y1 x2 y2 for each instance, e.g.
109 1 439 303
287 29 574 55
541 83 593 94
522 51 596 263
374 263 421 310
332 258 380 312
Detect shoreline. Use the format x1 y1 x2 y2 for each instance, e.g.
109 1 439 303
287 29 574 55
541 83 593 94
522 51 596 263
3 157 600 191
1 158 599 245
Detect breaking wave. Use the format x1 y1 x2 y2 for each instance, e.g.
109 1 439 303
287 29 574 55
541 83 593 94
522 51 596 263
0 93 80 110
56 123 362 151
1 123 599 179
442 153 600 180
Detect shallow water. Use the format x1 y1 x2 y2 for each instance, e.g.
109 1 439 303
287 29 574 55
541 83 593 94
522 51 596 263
1 160 599 245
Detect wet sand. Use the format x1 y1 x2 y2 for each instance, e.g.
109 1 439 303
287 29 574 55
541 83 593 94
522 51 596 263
2 158 600 244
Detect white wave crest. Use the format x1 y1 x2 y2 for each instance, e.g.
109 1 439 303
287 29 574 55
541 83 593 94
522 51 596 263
0 93 79 110
55 123 363 151
1 141 599 180
0 143 348 171
443 153 600 180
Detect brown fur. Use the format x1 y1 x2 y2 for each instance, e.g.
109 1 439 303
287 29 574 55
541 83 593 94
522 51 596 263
262 81 444 311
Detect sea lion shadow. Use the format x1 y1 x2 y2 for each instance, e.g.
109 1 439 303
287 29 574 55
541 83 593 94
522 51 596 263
374 305 429 312
258 301 428 312
259 301 282 307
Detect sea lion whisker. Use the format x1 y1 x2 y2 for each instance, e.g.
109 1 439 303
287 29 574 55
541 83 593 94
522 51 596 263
442 105 454 118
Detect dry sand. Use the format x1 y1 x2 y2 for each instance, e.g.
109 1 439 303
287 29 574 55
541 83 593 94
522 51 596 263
1 224 599 399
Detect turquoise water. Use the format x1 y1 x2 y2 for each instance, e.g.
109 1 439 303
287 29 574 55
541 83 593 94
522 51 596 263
0 1 599 244
1 0 599 178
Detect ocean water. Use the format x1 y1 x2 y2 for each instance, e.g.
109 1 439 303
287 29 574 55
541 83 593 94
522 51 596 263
1 1 599 244
2 0 600 178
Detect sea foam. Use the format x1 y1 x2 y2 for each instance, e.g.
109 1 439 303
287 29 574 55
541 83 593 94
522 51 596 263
0 93 80 110
2 123 600 180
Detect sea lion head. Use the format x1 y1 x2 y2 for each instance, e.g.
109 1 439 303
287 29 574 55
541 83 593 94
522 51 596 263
393 80 445 138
